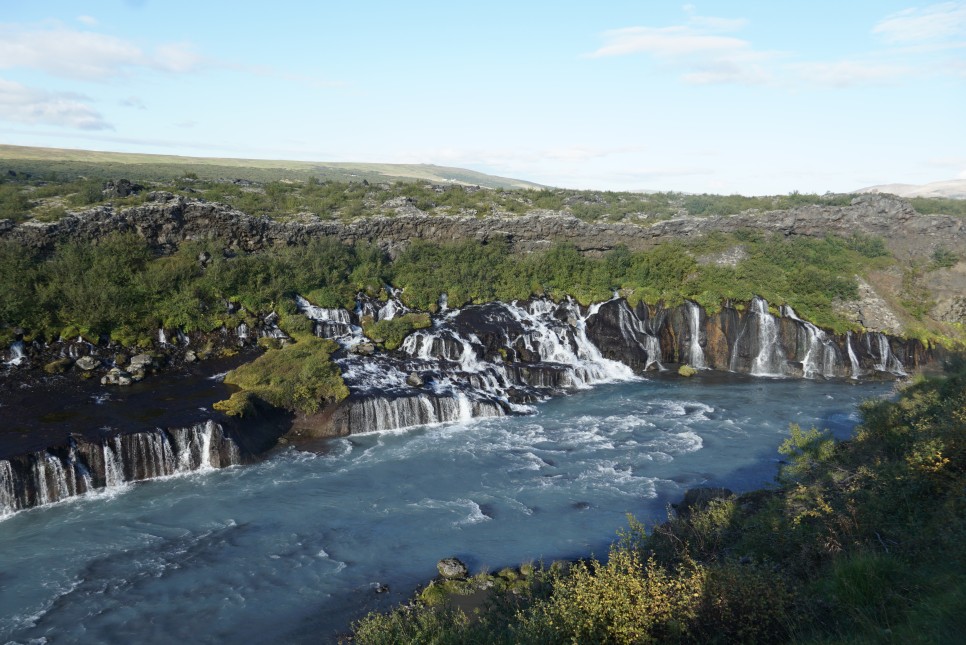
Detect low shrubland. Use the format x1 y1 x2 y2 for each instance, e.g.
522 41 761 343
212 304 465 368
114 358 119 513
0 229 903 346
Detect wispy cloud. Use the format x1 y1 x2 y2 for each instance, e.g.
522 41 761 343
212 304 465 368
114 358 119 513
590 3 966 89
0 77 112 130
76 15 98 27
0 23 203 80
791 60 915 87
119 96 146 109
873 1 966 43
586 10 775 85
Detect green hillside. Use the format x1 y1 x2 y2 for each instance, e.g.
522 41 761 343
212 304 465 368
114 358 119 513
0 144 542 190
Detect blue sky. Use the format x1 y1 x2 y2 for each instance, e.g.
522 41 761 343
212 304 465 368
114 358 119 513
1 1 963 194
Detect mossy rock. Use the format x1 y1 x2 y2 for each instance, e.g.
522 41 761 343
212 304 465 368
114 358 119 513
213 391 257 417
44 357 73 374
678 364 698 377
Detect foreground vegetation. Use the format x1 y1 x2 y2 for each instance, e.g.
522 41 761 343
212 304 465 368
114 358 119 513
349 361 966 644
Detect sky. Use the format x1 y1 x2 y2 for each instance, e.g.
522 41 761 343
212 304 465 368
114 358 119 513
0 1 964 194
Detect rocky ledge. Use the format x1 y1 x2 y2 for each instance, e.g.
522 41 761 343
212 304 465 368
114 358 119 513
1 193 962 262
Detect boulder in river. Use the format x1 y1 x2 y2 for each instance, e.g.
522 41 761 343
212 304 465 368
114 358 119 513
437 558 469 580
101 367 133 386
75 356 100 371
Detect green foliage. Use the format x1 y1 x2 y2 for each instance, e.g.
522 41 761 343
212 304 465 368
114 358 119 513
931 246 959 269
218 336 347 414
778 424 837 483
0 183 33 221
362 312 431 350
909 196 966 218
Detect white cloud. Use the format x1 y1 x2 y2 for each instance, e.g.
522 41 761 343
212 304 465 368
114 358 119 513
77 15 98 27
120 96 146 109
590 4 965 89
586 11 777 85
588 27 752 59
0 24 204 80
792 60 914 87
0 77 112 130
873 1 966 43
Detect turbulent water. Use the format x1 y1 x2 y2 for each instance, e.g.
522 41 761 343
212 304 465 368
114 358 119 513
0 376 890 643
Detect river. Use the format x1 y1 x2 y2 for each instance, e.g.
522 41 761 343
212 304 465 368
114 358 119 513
0 374 890 643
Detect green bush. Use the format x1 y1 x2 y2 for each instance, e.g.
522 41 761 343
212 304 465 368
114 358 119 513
218 336 347 414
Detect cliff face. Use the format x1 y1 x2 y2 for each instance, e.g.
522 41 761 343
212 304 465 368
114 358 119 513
2 192 963 262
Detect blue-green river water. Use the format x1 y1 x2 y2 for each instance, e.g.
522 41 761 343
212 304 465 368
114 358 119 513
0 375 890 643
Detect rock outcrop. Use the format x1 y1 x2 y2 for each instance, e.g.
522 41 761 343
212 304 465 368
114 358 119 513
2 193 963 262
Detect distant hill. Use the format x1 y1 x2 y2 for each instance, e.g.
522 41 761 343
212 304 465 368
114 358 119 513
857 178 966 199
0 144 543 190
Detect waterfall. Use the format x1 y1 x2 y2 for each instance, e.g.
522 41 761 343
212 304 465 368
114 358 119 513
327 297 636 435
2 422 243 516
749 297 785 377
782 306 840 379
344 394 505 433
439 293 449 312
602 299 664 371
846 332 861 379
685 301 706 369
32 452 75 506
103 437 125 488
236 323 249 340
1 460 18 517
297 295 356 339
873 332 907 376
5 340 26 366
158 328 169 346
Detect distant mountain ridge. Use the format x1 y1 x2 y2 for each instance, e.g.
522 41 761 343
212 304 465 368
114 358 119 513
857 178 966 199
0 144 543 190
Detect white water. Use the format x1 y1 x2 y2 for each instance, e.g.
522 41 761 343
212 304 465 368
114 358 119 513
872 332 906 376
0 460 17 517
749 297 785 377
5 340 26 366
685 301 706 369
846 331 862 379
330 297 639 434
0 423 241 517
782 305 840 379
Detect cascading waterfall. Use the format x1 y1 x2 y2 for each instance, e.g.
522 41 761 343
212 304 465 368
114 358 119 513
1 422 242 516
327 296 637 435
103 437 125 488
872 332 906 376
0 460 18 517
685 301 706 369
601 299 664 371
297 295 356 339
782 305 840 378
749 297 785 377
5 340 26 366
846 332 861 379
158 328 169 346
